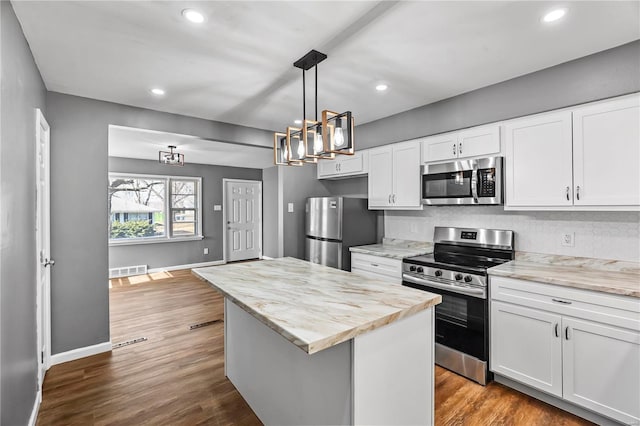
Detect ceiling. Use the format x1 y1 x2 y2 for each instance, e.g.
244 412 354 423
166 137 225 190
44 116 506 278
108 126 274 169
13 1 640 133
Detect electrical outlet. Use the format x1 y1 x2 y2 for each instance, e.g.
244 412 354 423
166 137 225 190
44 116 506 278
561 232 575 247
288 203 294 213
204 248 209 255
213 205 222 211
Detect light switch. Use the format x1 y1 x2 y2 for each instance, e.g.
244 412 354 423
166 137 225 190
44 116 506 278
214 205 222 211
287 203 294 213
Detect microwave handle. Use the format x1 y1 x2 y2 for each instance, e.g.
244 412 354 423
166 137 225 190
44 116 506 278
471 161 479 203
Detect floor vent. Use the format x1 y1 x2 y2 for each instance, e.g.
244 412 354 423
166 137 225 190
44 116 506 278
189 319 223 330
113 337 148 349
109 264 148 279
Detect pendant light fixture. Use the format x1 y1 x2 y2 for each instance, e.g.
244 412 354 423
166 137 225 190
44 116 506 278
273 49 355 166
159 145 184 166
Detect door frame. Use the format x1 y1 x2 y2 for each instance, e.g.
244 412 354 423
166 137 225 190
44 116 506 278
35 108 52 392
222 179 263 263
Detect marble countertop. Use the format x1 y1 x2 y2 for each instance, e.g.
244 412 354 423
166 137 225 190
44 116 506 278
488 253 640 298
193 257 441 354
349 238 433 260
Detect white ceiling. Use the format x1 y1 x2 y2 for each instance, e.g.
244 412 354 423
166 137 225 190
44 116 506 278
108 125 274 169
13 1 640 134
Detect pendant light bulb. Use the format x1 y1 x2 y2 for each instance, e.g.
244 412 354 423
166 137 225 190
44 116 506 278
283 146 288 161
297 140 305 159
334 127 345 147
314 132 323 153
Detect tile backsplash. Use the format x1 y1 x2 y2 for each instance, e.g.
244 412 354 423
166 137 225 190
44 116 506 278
384 207 640 262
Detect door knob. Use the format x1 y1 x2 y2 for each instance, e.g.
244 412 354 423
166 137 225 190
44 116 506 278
44 258 55 267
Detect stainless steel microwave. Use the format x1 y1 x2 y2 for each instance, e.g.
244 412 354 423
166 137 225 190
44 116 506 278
422 156 503 205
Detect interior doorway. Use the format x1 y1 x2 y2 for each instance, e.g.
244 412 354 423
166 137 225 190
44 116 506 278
35 108 52 394
223 179 262 262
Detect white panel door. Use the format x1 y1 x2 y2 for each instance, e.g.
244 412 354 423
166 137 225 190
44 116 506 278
458 124 501 159
572 94 640 207
337 151 365 175
35 109 52 391
562 317 640 425
422 132 458 163
392 141 421 208
368 146 393 209
504 111 573 207
225 180 261 262
317 158 340 178
490 301 563 397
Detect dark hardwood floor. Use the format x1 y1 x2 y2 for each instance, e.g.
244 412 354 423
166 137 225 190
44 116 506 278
37 269 593 425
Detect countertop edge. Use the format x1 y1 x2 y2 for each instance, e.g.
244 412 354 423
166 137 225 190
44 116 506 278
192 268 441 354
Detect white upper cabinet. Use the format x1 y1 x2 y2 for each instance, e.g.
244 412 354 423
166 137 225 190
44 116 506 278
317 150 369 180
572 95 640 207
505 93 640 210
368 140 422 210
422 124 501 163
504 111 574 207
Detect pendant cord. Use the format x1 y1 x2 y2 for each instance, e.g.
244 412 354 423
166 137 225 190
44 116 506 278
302 69 306 122
315 65 318 121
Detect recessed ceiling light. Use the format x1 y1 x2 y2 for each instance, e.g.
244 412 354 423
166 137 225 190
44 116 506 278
376 84 388 92
150 88 165 96
542 8 567 23
294 119 302 125
182 9 205 24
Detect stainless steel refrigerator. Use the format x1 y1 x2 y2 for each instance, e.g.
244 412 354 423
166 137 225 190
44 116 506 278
304 197 378 271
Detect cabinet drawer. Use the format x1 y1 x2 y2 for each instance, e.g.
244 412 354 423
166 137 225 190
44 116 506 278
490 276 640 331
351 267 401 285
351 253 401 280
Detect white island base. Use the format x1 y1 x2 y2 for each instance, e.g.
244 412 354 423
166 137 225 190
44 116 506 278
225 299 435 426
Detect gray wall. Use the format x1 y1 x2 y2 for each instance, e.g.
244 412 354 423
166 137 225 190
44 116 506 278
357 40 640 148
0 2 47 424
45 92 273 355
262 166 280 258
108 157 261 269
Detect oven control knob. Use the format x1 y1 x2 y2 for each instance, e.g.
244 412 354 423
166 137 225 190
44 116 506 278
454 273 463 281
464 275 473 283
416 267 424 273
435 270 443 277
409 266 416 272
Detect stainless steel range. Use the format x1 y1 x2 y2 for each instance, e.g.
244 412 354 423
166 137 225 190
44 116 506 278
402 227 515 385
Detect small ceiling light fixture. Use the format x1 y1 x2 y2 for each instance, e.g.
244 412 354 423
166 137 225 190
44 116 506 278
542 8 567 23
150 88 165 96
182 8 205 24
274 50 354 166
375 84 388 91
159 145 184 166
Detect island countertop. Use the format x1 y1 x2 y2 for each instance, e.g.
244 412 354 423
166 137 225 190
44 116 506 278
193 257 441 354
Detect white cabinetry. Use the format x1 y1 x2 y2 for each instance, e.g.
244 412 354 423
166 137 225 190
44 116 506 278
368 140 422 210
317 150 369 179
422 124 501 163
490 276 640 425
504 93 640 210
351 253 402 284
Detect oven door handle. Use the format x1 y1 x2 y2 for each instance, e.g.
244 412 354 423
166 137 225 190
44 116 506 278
402 273 486 299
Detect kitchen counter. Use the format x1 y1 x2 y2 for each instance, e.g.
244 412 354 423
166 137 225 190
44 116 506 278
193 257 441 425
193 257 440 354
349 238 433 260
488 252 640 298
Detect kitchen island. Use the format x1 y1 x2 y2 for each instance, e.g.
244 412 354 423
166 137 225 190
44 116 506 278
193 257 441 425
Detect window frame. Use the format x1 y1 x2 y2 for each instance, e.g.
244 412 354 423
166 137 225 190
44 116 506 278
108 172 203 246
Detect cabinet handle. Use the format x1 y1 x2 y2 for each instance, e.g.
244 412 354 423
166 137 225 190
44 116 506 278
392 194 396 203
552 298 572 305
576 185 580 201
554 323 559 338
459 142 463 155
388 194 391 204
565 186 570 201
453 144 456 155
565 326 570 340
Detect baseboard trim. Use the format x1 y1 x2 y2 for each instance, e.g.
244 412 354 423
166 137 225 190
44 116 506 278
260 255 274 260
51 341 112 366
147 260 225 273
28 391 41 426
494 374 621 426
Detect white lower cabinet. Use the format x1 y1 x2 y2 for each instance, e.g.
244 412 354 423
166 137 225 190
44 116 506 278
490 276 640 425
350 252 402 285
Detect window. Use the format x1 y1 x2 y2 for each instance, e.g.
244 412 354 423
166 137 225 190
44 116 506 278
108 173 202 244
